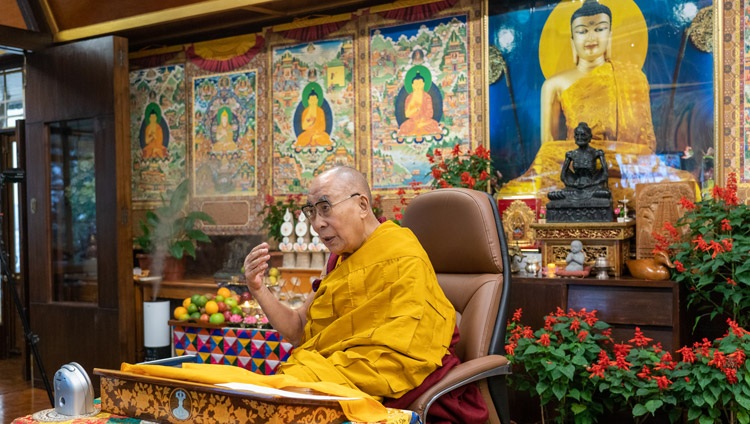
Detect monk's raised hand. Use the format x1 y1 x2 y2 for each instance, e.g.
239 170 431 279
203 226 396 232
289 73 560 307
244 242 270 292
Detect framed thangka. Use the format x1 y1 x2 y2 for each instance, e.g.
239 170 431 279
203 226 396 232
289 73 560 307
489 0 715 202
270 37 356 195
368 15 474 191
130 65 187 204
192 70 258 196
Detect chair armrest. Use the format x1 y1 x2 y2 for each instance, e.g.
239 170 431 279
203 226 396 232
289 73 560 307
407 355 511 419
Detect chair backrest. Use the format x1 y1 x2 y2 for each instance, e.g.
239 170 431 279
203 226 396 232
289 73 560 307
401 188 511 360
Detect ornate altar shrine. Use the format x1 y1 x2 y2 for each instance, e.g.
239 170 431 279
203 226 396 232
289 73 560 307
530 220 635 277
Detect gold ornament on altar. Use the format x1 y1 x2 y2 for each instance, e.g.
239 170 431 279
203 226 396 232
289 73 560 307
501 200 537 248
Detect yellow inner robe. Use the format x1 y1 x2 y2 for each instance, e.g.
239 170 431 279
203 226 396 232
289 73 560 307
279 220 456 400
500 61 697 202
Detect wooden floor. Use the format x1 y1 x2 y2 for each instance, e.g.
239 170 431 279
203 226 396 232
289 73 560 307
0 354 54 423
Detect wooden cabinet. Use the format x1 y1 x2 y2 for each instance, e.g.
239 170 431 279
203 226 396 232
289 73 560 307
510 276 687 352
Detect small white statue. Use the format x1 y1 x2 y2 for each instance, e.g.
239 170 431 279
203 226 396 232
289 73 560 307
565 240 585 272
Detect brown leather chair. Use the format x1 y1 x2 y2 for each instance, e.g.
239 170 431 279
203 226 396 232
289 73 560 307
401 188 512 424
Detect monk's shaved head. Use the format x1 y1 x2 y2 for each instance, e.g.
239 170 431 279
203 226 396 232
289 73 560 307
317 166 372 202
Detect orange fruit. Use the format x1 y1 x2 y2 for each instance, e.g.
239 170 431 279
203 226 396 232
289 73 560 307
182 297 191 308
173 306 188 320
204 300 219 315
217 287 232 299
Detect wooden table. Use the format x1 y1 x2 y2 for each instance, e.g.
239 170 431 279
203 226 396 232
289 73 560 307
509 275 687 352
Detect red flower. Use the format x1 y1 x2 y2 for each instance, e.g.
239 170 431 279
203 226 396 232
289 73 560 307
721 238 733 251
728 319 750 337
570 319 581 332
637 365 651 380
654 352 676 371
708 351 727 369
452 144 462 156
728 349 746 367
581 309 599 326
578 330 589 342
677 345 696 363
431 168 443 179
629 327 653 347
721 219 732 232
695 338 712 357
692 235 708 252
587 363 606 379
724 367 738 384
460 171 475 189
655 375 672 390
473 145 490 159
674 260 685 272
727 278 737 286
479 170 489 181
708 240 725 258
511 308 522 322
521 326 534 339
538 333 551 347
264 194 275 205
544 315 557 331
679 196 696 210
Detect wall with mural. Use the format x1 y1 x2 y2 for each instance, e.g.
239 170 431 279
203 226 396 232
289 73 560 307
129 0 487 236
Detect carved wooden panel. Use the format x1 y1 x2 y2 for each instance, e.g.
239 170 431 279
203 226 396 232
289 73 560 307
634 181 696 259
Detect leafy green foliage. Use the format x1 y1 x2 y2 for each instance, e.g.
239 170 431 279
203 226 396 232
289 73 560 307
655 173 750 329
134 179 215 259
508 307 750 424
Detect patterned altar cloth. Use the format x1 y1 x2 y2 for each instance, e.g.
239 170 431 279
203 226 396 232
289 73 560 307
13 400 421 424
172 324 293 374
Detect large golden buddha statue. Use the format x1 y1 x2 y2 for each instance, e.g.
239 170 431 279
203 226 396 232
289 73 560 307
499 0 696 203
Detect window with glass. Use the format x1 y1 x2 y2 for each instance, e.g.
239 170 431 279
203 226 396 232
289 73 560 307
0 68 24 129
49 119 97 303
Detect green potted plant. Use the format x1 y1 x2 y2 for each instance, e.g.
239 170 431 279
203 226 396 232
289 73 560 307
654 172 750 330
135 179 215 280
507 308 750 424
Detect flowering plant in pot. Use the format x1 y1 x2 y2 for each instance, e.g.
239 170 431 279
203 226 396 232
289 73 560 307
654 172 750 329
587 328 681 423
509 308 750 424
669 319 750 423
427 143 495 191
260 194 303 245
505 307 613 423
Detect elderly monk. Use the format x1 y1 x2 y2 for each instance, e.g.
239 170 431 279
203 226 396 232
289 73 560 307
243 166 488 423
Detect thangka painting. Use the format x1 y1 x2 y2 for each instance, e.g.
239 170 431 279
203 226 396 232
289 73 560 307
489 0 714 202
130 65 187 204
270 37 357 195
368 15 473 191
192 70 258 196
